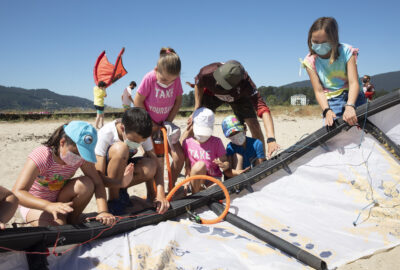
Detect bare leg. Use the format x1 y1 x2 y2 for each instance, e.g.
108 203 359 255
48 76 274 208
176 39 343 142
0 187 18 228
189 161 207 194
95 113 101 129
106 142 130 200
169 142 185 188
58 176 95 224
129 157 157 199
99 114 105 129
26 176 95 226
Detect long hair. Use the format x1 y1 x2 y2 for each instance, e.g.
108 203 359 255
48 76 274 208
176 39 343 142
156 47 181 76
43 124 75 155
308 17 339 64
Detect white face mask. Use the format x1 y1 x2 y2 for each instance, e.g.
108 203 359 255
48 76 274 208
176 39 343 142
157 81 174 88
124 139 143 151
194 134 211 143
124 132 143 150
60 150 83 166
229 132 246 146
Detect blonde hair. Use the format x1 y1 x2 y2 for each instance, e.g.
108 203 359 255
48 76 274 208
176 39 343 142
157 47 181 76
308 17 339 64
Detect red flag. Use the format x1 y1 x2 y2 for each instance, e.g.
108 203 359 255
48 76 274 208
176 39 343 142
93 48 127 88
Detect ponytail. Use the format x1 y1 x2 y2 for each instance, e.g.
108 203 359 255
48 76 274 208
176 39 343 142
43 123 75 155
157 47 181 76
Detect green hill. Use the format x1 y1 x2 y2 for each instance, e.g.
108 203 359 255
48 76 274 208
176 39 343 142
281 70 400 92
0 86 93 111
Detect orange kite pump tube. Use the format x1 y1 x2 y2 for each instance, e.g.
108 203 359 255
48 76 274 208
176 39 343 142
166 175 231 224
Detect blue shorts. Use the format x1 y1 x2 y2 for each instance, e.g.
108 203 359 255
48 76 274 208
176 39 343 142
328 90 366 117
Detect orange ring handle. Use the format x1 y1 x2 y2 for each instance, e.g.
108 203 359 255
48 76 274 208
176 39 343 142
160 127 173 192
166 175 230 224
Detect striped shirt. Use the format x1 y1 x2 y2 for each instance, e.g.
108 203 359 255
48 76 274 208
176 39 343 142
28 146 84 202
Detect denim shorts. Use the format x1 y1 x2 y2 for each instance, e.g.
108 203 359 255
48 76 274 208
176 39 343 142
328 90 366 118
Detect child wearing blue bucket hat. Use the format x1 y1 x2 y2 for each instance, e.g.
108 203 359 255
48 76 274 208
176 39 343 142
13 121 116 226
217 115 266 178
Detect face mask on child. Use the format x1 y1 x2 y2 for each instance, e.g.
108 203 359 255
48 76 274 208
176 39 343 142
60 150 83 166
229 132 246 146
157 81 174 88
125 139 142 151
311 42 331 56
194 134 210 143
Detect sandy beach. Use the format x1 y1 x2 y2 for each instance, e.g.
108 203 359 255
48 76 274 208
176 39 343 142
1 114 399 269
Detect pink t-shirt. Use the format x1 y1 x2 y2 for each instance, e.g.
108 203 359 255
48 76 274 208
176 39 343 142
182 136 226 177
27 146 84 202
137 70 183 124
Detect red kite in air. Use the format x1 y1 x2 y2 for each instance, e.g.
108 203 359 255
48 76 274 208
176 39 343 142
93 48 127 88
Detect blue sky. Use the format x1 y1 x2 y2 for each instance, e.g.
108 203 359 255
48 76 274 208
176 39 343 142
1 0 399 108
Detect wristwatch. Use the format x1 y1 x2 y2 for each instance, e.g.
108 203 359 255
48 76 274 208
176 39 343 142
267 137 276 143
345 103 356 109
322 107 332 118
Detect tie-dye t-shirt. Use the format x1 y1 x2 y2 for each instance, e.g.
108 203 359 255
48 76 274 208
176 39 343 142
302 43 360 100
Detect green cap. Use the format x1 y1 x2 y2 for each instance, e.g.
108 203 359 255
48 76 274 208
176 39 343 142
213 60 244 90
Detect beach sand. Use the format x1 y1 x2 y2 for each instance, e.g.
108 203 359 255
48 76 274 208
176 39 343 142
0 115 399 269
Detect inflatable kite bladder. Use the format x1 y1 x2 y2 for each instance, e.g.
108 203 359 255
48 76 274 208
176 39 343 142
93 48 127 88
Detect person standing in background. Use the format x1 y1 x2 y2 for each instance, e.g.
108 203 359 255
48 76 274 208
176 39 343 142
93 81 107 129
362 75 375 101
122 81 137 111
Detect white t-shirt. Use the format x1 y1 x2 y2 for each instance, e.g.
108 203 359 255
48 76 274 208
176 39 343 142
122 86 133 106
95 120 153 157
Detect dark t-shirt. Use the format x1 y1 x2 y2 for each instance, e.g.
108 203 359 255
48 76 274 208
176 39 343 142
195 62 270 117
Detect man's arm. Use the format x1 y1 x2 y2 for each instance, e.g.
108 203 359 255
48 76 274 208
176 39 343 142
194 84 204 111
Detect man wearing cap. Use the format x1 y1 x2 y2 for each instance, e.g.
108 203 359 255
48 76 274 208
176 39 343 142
187 60 279 158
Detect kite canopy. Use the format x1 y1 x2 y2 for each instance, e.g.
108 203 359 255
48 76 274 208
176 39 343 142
93 48 127 88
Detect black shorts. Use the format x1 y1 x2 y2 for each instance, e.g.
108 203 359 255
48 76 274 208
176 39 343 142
201 94 257 123
94 105 104 111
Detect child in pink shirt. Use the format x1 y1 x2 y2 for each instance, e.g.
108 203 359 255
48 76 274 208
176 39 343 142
182 108 227 194
134 47 185 190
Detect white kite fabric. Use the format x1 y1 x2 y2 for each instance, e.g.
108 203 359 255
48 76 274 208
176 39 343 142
1 105 399 270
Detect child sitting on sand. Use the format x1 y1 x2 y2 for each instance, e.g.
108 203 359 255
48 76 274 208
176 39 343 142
0 186 18 229
12 121 116 226
216 115 266 178
182 107 228 194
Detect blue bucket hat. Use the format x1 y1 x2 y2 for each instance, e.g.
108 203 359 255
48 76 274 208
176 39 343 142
221 115 244 137
64 121 97 163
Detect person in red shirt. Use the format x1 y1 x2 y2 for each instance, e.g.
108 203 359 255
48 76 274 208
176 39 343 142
184 60 279 158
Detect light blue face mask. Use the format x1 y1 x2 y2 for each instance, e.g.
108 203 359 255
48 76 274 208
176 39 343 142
311 42 332 56
125 139 142 150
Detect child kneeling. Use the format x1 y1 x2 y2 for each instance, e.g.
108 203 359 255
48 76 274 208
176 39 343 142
182 108 227 194
218 115 265 178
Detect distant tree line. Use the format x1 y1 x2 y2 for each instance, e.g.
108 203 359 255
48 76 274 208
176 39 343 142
181 86 317 108
181 85 397 108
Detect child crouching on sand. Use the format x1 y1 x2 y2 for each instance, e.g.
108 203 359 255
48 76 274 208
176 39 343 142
216 115 266 178
182 107 228 194
12 121 115 226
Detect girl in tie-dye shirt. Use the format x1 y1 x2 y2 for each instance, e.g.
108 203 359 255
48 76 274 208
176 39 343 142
302 17 366 126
